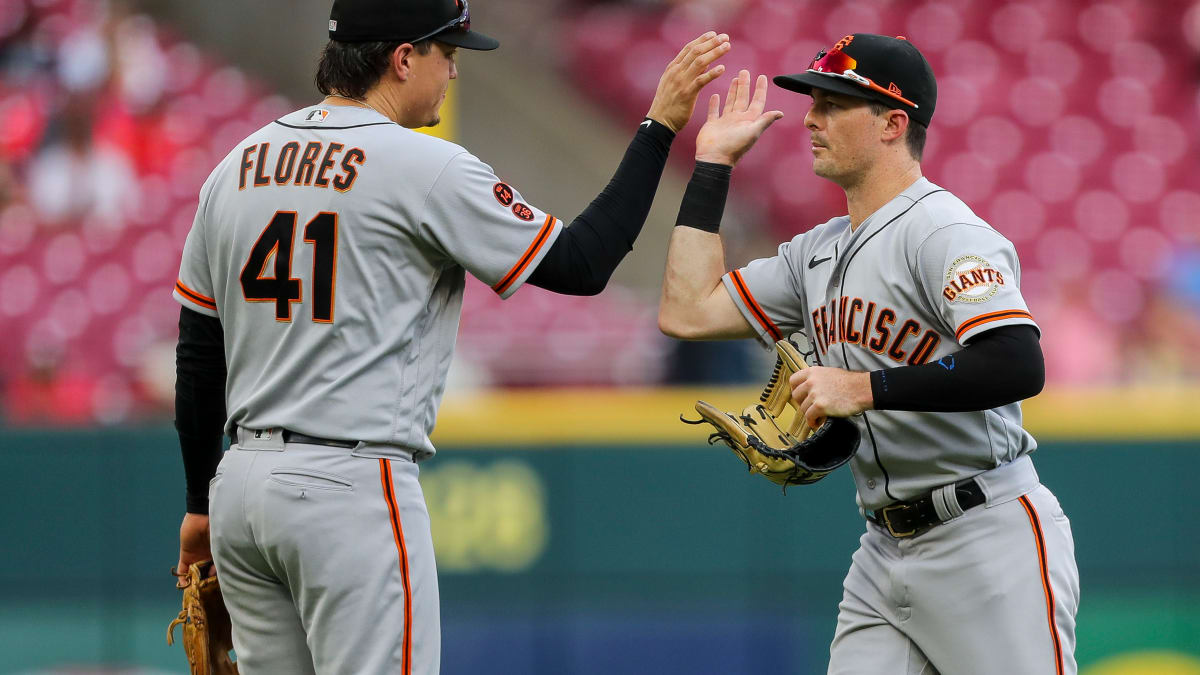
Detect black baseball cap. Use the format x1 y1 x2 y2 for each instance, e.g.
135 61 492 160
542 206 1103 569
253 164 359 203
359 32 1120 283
328 0 499 50
774 34 936 127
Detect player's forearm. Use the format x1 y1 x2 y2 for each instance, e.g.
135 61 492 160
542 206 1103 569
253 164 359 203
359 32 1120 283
659 227 730 338
175 307 228 515
871 325 1044 412
659 162 739 338
526 119 674 295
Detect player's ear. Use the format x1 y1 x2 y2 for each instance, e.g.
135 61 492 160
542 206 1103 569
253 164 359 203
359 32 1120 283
881 109 909 144
391 43 416 82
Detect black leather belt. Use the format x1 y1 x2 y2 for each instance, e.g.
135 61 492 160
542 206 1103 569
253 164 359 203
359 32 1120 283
231 427 357 449
866 478 986 538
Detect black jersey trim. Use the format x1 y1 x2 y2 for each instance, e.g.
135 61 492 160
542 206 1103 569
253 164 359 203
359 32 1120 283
273 120 396 130
837 188 945 500
860 413 896 501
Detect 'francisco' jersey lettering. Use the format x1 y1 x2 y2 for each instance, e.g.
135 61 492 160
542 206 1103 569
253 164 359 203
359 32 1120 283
722 178 1038 511
173 105 562 458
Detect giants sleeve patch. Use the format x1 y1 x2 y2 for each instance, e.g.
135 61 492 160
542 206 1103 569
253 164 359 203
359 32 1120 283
942 255 1004 303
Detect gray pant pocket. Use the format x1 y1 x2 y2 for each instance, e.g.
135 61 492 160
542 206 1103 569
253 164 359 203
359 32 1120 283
268 467 355 491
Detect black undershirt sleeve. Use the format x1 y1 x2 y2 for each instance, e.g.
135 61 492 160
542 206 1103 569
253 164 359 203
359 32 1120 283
870 324 1044 412
175 306 228 515
526 119 675 295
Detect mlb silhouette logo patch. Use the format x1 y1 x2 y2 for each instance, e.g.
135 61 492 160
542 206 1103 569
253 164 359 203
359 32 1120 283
306 109 330 123
253 429 273 440
329 19 337 31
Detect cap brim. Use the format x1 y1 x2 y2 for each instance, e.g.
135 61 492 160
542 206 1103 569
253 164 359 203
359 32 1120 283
773 72 891 106
434 29 499 51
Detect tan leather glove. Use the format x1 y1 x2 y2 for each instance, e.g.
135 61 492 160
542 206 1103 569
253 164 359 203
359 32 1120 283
684 339 860 488
168 560 239 675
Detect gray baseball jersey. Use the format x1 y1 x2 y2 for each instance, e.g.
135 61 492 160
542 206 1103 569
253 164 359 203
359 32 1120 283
724 177 1037 512
174 104 564 673
174 104 561 459
723 177 1077 674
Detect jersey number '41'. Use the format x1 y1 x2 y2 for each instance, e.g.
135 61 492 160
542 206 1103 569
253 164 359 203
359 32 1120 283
240 211 337 323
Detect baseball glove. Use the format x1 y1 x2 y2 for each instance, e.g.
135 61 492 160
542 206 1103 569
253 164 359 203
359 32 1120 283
683 339 860 488
167 560 239 675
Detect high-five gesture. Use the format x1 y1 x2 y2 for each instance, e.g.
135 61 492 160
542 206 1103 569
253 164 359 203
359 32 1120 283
695 70 784 166
646 32 732 132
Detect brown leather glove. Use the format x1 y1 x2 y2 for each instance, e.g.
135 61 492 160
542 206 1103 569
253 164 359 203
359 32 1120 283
167 560 239 675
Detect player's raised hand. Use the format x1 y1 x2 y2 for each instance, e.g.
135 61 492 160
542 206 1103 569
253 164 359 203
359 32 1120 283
695 70 784 166
646 32 731 132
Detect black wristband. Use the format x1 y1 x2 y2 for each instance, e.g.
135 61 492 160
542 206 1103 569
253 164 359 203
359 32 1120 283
675 161 732 233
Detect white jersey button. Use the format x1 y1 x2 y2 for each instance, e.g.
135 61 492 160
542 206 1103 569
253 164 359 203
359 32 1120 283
867 479 877 489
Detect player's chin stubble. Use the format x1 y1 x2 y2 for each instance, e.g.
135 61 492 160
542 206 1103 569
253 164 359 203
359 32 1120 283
810 143 835 178
812 156 835 179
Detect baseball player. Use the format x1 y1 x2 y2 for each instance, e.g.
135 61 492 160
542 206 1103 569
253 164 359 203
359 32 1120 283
170 0 732 671
659 35 1079 674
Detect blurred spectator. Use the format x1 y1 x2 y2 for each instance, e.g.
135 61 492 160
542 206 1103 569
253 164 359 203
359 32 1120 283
2 342 97 426
1126 294 1200 383
137 338 177 413
1125 249 1200 383
1171 248 1200 313
0 3 53 86
1036 283 1122 385
0 157 18 208
55 13 109 94
27 94 137 226
110 10 167 114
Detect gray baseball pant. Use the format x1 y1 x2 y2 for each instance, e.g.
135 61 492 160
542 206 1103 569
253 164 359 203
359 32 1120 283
829 483 1079 675
209 431 440 674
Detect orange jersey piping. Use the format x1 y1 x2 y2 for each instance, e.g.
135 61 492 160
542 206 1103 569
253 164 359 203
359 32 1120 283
1019 495 1065 675
379 459 413 675
175 280 217 311
729 270 783 341
492 215 556 296
955 309 1033 341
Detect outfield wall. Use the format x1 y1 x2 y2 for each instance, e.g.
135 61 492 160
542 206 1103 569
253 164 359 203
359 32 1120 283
1 390 1197 674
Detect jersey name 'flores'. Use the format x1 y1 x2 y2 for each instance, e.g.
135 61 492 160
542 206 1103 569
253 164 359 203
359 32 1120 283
173 105 563 457
725 178 1039 510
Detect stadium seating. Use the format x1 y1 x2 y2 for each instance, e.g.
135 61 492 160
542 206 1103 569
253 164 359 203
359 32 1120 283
3 0 1198 422
0 0 672 423
562 0 1200 341
0 0 301 421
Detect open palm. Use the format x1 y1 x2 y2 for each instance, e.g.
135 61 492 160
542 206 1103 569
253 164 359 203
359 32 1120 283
696 70 784 167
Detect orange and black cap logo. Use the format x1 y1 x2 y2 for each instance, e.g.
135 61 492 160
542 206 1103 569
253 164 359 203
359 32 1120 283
774 33 937 127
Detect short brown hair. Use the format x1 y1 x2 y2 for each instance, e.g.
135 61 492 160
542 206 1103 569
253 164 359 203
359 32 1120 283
867 101 926 161
315 39 433 99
